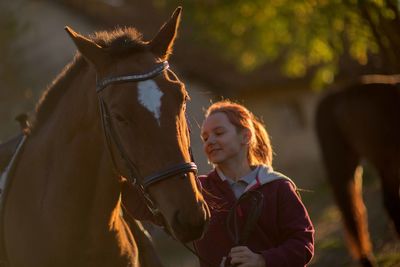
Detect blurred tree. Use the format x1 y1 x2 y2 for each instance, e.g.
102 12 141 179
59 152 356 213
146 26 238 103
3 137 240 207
0 2 30 140
0 4 22 90
156 0 400 88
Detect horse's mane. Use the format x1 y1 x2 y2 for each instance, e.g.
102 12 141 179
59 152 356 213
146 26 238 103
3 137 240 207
31 27 147 134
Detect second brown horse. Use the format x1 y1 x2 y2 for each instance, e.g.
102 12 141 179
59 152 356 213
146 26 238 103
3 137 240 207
316 75 400 267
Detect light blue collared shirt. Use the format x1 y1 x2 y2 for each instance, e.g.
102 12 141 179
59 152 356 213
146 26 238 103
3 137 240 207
216 166 260 199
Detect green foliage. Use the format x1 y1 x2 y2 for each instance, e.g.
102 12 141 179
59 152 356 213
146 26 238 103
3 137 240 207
156 0 400 89
377 252 400 267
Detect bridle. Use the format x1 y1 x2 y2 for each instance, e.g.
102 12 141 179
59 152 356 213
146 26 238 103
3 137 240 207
96 61 198 216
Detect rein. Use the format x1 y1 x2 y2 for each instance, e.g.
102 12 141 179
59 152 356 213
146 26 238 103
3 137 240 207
226 190 264 246
96 61 198 216
183 191 264 267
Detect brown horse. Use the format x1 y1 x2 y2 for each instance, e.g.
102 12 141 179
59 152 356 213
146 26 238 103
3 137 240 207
0 7 209 267
315 75 400 267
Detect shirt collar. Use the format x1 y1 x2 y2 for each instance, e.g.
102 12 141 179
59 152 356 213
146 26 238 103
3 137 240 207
216 166 260 185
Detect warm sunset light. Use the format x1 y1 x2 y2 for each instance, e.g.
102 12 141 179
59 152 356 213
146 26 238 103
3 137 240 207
1 1 399 266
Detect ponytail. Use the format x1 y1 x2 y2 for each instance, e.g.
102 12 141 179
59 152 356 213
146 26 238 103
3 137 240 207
249 117 272 166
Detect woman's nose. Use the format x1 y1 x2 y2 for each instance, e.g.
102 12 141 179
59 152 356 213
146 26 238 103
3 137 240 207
206 136 215 145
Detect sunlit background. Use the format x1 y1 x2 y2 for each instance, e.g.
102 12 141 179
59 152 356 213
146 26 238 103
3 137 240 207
0 0 399 266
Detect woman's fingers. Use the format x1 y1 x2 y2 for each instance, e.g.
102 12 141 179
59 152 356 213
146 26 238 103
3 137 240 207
230 246 250 253
230 254 249 264
228 246 265 267
230 246 250 257
229 246 251 264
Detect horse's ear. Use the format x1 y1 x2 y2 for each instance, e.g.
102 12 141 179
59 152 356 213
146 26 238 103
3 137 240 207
149 7 182 60
65 26 106 67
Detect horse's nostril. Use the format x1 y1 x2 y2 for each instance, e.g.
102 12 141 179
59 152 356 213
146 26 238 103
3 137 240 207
173 210 208 242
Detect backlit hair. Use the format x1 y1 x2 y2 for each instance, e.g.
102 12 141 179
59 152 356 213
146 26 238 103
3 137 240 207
205 100 273 166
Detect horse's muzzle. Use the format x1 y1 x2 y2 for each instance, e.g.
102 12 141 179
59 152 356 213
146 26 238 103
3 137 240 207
171 200 210 243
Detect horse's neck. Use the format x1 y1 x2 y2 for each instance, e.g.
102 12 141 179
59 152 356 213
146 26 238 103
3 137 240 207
40 65 121 216
6 65 135 263
29 65 116 199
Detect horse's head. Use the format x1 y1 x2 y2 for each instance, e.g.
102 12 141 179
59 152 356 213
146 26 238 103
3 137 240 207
65 7 209 242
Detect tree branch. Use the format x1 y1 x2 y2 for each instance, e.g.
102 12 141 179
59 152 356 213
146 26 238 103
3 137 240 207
384 0 400 28
357 1 398 71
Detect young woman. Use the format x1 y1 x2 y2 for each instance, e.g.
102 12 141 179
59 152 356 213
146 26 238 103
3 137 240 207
194 100 314 267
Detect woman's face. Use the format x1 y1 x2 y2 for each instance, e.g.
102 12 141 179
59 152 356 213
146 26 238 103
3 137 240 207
201 112 248 165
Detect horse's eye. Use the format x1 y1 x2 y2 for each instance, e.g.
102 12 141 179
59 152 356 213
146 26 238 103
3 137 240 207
113 113 126 123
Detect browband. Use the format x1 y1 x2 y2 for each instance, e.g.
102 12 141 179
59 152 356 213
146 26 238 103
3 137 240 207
96 61 169 92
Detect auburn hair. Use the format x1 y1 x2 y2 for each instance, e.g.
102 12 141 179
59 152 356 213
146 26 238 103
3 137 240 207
205 100 273 166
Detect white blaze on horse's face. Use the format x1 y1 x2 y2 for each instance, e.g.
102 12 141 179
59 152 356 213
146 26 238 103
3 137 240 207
137 80 164 126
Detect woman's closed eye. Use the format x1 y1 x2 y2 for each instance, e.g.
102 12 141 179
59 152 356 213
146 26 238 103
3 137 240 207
214 130 225 136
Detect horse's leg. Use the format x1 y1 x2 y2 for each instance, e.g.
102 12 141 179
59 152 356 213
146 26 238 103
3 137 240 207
330 161 376 267
316 101 376 267
134 221 165 267
377 164 400 236
125 217 165 267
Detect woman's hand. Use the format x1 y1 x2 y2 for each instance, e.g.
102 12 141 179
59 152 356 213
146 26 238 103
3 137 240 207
229 246 266 267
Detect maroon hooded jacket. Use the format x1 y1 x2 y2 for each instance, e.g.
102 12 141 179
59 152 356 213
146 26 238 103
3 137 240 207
194 166 314 267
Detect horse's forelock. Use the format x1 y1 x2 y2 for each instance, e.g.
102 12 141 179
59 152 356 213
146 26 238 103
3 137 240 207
91 27 147 55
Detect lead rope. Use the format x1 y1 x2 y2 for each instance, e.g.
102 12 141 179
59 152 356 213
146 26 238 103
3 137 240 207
223 190 264 267
226 190 264 246
182 191 263 267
